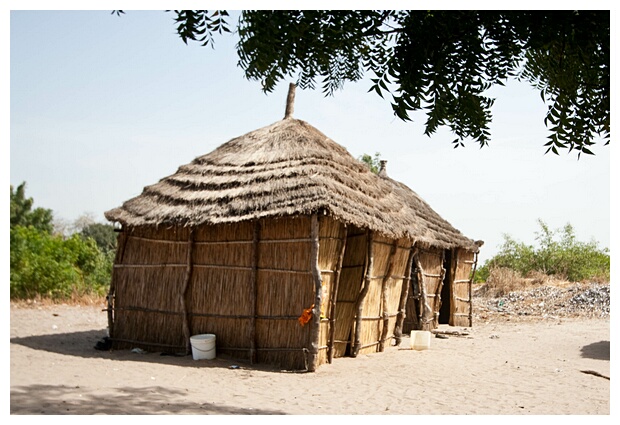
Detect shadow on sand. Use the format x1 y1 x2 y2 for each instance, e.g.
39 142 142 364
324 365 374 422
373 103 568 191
10 384 285 414
10 329 285 372
580 340 610 361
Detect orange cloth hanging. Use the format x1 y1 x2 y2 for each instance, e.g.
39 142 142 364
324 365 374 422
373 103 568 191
298 304 314 327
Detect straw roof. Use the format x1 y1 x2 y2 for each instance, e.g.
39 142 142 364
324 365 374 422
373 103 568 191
105 89 479 251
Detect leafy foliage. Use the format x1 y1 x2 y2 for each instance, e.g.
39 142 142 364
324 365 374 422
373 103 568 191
10 182 53 233
10 183 114 300
359 152 382 174
80 222 118 254
10 226 112 299
114 10 610 156
170 10 231 48
475 219 610 283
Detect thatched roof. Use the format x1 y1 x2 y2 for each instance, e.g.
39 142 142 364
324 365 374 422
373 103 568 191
105 86 480 251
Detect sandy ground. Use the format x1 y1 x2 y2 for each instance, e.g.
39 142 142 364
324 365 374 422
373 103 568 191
9 301 611 416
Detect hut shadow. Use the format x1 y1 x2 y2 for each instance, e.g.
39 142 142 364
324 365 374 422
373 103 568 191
580 340 610 361
10 384 285 414
10 330 297 373
11 329 110 359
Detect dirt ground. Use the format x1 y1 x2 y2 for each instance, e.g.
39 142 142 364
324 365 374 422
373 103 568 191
9 293 611 416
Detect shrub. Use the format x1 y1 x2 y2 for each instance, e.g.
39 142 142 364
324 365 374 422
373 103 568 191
10 225 112 300
476 220 609 283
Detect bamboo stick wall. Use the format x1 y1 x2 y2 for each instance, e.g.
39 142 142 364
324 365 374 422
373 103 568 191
109 215 354 370
416 247 445 330
403 246 476 333
354 235 412 355
108 215 474 371
449 248 476 327
317 216 347 367
110 225 191 351
328 226 367 359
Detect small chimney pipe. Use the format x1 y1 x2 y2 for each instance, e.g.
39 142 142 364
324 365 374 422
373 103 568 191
379 160 387 177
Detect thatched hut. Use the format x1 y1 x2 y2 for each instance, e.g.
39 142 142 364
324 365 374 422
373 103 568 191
104 84 482 371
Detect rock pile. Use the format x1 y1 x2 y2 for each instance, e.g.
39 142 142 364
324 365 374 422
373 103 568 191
473 282 610 321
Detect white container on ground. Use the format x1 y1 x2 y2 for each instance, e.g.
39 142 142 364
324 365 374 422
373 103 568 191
190 334 216 360
410 330 431 350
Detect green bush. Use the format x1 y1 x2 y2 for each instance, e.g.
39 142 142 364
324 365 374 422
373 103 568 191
10 225 113 299
475 220 609 283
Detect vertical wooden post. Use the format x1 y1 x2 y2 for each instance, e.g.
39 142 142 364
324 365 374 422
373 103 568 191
432 250 446 328
352 230 374 358
415 255 434 331
327 224 348 363
379 239 399 352
307 214 323 372
249 220 260 364
469 251 479 327
180 228 194 354
449 248 458 326
394 244 416 345
107 229 129 340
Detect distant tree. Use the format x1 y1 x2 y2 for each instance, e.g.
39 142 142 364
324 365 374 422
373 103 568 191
52 216 72 238
359 152 382 174
80 222 117 254
114 10 609 156
10 182 53 233
72 212 97 233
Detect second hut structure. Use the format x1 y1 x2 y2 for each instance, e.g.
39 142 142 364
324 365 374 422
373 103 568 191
104 84 482 371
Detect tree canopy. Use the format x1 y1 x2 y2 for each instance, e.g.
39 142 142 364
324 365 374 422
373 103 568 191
10 182 53 233
115 10 610 156
10 183 114 300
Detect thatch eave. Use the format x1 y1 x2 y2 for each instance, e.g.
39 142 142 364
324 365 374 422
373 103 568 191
105 114 480 252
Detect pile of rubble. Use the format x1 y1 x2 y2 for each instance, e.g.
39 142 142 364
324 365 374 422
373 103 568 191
473 282 610 321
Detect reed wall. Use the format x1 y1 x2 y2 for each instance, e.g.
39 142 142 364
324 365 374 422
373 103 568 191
110 226 190 351
450 248 475 327
330 227 367 358
108 215 466 370
356 236 412 355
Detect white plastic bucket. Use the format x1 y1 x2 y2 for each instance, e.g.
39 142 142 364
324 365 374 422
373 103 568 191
190 334 216 360
410 330 431 350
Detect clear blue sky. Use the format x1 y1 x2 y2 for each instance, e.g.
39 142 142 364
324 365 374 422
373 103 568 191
7 8 614 265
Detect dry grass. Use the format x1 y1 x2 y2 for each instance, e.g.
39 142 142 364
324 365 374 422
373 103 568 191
11 294 107 308
475 267 578 299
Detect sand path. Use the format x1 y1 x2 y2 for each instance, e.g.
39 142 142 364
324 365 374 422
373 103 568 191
9 302 610 415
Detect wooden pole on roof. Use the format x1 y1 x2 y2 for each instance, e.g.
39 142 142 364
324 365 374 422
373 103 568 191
284 83 296 119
